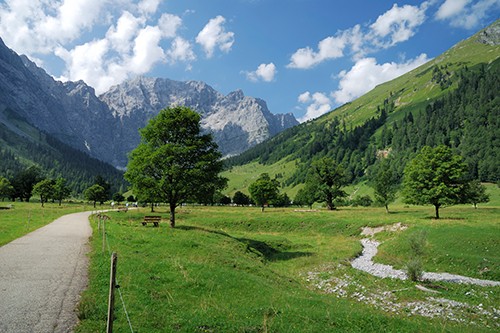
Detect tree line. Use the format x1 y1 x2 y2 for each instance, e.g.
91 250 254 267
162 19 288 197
225 62 499 187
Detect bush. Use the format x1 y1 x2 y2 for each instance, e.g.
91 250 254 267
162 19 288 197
351 195 373 207
406 230 427 281
406 258 423 281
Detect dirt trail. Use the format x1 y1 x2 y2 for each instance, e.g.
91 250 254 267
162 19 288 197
0 211 92 333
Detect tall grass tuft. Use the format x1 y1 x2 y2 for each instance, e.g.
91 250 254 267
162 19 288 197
406 230 427 281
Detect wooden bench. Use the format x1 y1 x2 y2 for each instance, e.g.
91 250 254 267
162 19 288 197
142 216 161 227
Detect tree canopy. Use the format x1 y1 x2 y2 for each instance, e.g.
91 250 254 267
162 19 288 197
84 184 107 208
370 158 398 213
403 145 468 219
308 157 347 210
125 106 226 227
248 173 280 212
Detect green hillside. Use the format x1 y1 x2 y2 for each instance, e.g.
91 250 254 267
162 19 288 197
0 106 126 196
224 20 500 196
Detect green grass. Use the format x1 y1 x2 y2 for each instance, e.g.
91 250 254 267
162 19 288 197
376 184 500 281
76 200 499 332
0 201 90 246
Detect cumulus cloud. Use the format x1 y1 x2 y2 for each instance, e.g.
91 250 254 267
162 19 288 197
0 0 105 55
287 35 347 69
332 54 429 104
196 15 235 58
138 0 161 14
436 0 471 19
245 63 277 82
0 1 205 94
435 0 499 29
158 12 182 38
297 91 332 122
166 37 196 63
288 3 428 69
369 3 427 47
106 11 144 54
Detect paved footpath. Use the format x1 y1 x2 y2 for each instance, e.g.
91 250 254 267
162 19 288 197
0 211 92 333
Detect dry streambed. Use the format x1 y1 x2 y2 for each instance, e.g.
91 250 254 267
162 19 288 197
303 223 500 328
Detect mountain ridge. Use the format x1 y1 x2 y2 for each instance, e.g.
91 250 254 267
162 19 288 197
0 39 298 169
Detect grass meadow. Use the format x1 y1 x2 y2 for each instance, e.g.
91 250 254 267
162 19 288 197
74 185 499 332
0 201 90 246
1 185 498 332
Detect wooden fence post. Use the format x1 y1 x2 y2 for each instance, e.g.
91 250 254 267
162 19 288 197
107 252 118 333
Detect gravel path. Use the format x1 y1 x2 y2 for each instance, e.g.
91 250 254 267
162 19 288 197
0 211 92 333
352 224 500 287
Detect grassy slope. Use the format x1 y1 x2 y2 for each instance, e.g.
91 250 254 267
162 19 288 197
223 23 500 197
76 194 499 332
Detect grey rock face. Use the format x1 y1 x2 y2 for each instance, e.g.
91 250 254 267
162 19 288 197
0 38 298 168
477 20 500 46
101 77 298 165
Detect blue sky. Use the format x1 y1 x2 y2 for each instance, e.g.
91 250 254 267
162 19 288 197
0 0 498 122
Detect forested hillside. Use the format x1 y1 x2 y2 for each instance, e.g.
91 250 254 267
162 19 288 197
225 22 500 191
0 108 126 196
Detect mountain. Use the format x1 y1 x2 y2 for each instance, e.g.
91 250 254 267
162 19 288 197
100 76 298 166
0 37 298 169
224 20 500 195
0 106 126 195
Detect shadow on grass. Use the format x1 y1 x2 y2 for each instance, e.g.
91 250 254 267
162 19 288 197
177 225 312 262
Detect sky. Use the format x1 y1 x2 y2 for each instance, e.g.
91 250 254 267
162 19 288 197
0 0 499 122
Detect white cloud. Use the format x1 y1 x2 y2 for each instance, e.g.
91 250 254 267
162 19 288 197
297 91 332 122
55 39 114 94
0 1 238 95
128 25 165 74
0 0 105 55
106 11 144 53
245 63 277 82
436 0 471 19
196 15 235 58
138 0 161 14
332 54 429 104
369 3 427 47
435 0 499 29
287 35 347 69
166 37 196 63
288 4 428 69
158 12 182 38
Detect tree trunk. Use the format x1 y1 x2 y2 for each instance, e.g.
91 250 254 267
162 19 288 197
170 202 176 228
385 204 389 214
434 204 440 219
150 202 154 212
261 205 265 212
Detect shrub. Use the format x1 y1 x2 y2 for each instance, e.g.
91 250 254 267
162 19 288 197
406 258 423 281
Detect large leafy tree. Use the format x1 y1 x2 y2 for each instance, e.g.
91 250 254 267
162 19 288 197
125 106 226 227
370 158 399 213
84 184 107 208
10 166 43 202
308 157 347 210
53 177 71 206
0 177 14 201
248 173 280 212
33 179 55 207
403 145 468 219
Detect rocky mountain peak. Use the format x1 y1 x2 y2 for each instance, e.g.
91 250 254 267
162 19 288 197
0 39 298 168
